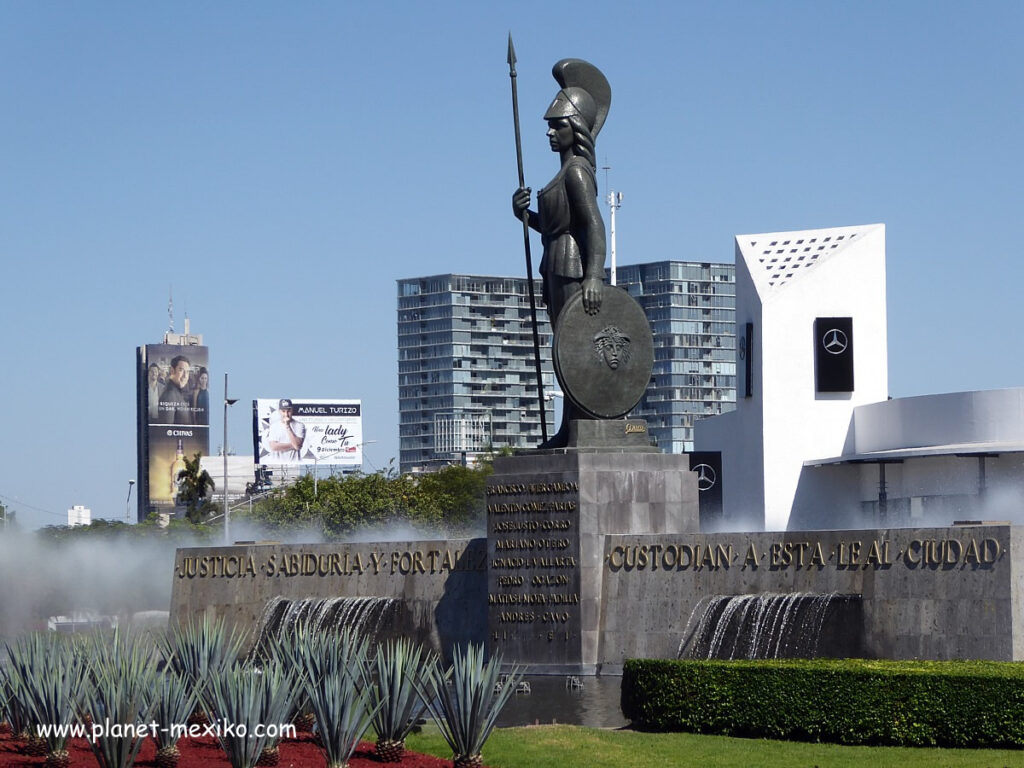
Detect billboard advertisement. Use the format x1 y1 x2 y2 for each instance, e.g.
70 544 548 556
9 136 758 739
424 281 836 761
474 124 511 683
147 426 208 505
254 399 362 467
140 344 211 510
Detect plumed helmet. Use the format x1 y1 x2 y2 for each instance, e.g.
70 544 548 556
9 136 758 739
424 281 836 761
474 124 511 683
543 58 611 138
544 86 597 128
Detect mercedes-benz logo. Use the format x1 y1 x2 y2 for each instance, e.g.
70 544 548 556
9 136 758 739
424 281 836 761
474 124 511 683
822 328 848 355
693 464 717 491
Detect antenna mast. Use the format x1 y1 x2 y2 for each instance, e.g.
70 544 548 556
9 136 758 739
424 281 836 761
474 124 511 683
602 165 623 286
167 286 175 333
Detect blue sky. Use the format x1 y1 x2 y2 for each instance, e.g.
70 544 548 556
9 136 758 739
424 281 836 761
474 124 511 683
2 2 1022 528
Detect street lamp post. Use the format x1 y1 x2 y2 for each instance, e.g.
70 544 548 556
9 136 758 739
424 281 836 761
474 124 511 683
223 373 238 544
126 480 135 523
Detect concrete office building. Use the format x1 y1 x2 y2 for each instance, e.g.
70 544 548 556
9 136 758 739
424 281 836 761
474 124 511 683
397 274 555 474
616 261 737 453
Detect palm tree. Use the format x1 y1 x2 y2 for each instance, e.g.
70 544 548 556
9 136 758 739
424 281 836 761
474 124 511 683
176 453 216 523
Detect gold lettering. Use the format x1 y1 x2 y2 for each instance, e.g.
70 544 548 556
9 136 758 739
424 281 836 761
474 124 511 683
715 543 731 568
679 544 693 569
963 538 980 564
701 545 716 569
442 549 456 571
265 554 276 577
743 542 760 568
848 541 861 565
809 542 825 567
609 546 624 569
982 538 1001 563
662 544 678 569
370 551 384 574
905 540 921 565
866 540 883 566
624 546 637 569
945 540 962 565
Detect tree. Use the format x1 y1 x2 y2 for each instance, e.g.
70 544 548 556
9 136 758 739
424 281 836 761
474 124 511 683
176 453 216 524
240 459 495 538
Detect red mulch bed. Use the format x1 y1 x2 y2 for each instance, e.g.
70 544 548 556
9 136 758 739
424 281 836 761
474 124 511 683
0 731 468 768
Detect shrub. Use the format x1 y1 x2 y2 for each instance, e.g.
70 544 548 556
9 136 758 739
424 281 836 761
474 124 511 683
621 658 1024 748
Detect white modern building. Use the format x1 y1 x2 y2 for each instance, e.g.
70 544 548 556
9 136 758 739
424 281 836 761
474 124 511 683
695 224 888 530
790 389 1024 530
695 221 1024 532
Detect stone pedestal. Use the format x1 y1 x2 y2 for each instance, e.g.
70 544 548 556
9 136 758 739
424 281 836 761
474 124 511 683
486 450 698 673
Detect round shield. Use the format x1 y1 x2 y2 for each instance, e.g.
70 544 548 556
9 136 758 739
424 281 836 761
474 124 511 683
552 285 654 419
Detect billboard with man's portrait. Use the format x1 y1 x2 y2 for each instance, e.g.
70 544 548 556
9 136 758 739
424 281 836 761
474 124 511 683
253 399 363 467
139 344 211 511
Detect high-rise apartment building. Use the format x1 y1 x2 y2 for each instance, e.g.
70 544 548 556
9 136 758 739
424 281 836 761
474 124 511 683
616 261 736 453
397 262 735 471
398 274 555 473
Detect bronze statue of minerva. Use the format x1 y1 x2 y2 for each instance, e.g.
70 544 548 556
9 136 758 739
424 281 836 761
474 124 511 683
512 58 612 448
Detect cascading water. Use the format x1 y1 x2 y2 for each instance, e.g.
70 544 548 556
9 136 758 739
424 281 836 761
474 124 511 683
250 596 400 653
677 592 861 660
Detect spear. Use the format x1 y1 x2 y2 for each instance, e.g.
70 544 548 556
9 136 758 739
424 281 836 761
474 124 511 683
507 33 549 445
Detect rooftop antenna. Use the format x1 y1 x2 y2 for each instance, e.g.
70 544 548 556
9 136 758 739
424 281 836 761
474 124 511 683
602 163 623 286
167 286 175 334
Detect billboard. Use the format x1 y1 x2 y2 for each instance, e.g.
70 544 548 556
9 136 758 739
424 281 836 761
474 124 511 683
139 344 211 511
253 399 362 466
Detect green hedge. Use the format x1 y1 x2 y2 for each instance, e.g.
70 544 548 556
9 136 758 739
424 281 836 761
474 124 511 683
621 658 1024 748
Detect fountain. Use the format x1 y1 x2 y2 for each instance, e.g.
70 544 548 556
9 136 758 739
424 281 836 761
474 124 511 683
250 596 401 652
677 593 863 660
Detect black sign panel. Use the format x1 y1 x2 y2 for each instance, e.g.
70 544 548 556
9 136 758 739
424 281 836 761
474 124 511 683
814 317 854 392
743 322 753 398
689 451 723 525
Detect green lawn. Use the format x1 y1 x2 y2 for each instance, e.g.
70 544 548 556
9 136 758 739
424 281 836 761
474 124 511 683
405 724 1024 768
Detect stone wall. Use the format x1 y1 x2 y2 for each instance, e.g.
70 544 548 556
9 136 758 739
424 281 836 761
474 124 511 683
169 538 486 655
598 525 1020 672
168 524 1024 673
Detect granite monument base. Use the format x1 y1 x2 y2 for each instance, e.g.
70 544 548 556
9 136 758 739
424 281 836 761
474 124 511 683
486 450 699 674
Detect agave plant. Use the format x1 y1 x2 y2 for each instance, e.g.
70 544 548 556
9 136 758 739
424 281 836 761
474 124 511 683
366 637 434 762
0 652 31 744
150 669 200 768
4 633 88 768
259 630 315 740
419 644 521 768
203 662 299 768
160 615 245 724
0 659 10 731
290 627 378 768
80 627 160 768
